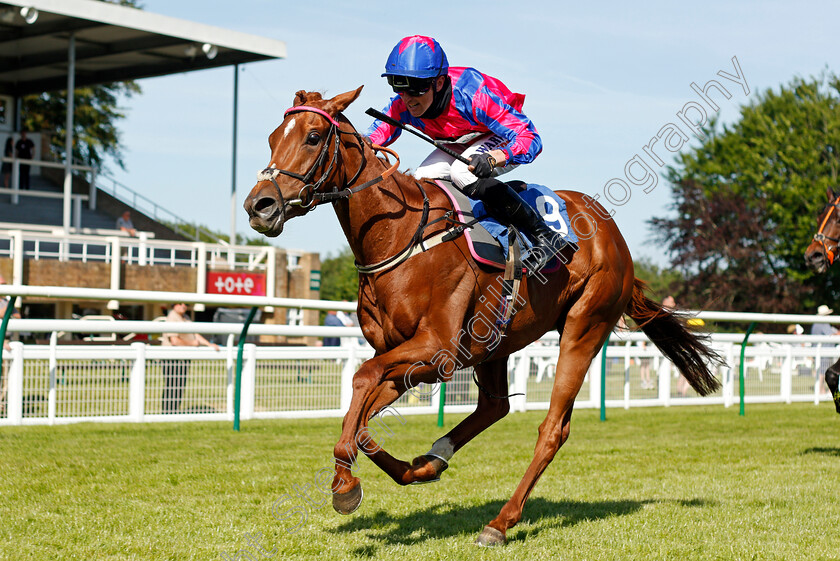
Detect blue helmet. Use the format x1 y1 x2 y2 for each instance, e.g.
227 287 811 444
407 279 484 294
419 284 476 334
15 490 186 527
382 35 449 79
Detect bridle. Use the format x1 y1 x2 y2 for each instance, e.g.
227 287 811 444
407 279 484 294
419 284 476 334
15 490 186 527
256 105 458 274
257 105 399 213
813 194 840 265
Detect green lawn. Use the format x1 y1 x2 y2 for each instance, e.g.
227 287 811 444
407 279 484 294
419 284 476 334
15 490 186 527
2 403 839 560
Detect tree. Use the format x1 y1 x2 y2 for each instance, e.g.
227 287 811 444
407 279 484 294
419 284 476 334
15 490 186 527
319 247 359 302
633 257 683 303
650 72 840 314
19 0 141 171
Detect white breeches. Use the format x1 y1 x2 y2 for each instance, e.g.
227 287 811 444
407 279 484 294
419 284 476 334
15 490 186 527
413 133 518 189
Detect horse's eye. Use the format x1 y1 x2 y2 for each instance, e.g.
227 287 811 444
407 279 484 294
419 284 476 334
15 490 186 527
306 131 321 146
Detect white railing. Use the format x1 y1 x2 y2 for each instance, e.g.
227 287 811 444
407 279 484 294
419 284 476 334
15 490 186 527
97 171 221 242
0 322 836 426
0 233 285 300
0 156 95 207
1 287 838 426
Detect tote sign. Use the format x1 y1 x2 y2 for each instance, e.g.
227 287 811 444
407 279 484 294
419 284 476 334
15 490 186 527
207 272 266 296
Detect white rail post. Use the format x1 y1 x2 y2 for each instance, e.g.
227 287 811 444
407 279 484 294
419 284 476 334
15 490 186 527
658 352 671 407
340 345 356 414
588 356 599 408
514 349 529 412
814 347 822 405
782 344 793 404
11 230 23 287
137 232 148 266
109 237 121 292
48 332 57 423
724 343 735 408
195 243 207 312
7 341 23 425
129 342 146 422
226 334 235 418
624 341 631 409
241 343 257 420
265 248 276 314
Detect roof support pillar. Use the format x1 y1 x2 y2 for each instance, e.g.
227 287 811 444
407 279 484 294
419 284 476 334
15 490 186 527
63 32 76 235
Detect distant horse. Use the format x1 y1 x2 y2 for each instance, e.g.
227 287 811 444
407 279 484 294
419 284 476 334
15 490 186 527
804 188 840 413
244 87 721 545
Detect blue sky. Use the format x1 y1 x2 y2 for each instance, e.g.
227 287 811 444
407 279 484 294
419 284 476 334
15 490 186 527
109 1 839 265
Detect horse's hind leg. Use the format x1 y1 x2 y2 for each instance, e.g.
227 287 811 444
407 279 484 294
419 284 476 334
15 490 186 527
476 317 615 546
413 358 511 470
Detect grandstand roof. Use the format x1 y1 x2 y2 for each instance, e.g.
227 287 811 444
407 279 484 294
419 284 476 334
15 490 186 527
0 0 287 96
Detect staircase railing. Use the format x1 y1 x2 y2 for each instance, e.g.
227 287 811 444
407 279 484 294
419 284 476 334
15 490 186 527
96 171 223 243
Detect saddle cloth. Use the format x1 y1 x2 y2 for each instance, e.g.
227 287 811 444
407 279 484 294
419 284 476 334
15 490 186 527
433 180 578 271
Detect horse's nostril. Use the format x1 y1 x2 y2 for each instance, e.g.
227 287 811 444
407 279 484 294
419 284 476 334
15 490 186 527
254 197 277 215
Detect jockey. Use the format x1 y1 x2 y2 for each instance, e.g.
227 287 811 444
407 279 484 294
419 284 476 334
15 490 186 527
366 35 565 271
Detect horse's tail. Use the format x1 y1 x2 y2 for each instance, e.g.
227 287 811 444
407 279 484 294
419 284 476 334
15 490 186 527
624 278 722 396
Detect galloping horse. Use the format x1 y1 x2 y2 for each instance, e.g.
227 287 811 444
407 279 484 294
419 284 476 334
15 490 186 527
244 87 721 545
804 188 840 413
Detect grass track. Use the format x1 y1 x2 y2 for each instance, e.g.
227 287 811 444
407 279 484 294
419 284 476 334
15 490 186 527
2 403 840 560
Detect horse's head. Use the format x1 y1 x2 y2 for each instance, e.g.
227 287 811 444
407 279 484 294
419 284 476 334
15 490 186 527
244 87 363 237
805 188 840 273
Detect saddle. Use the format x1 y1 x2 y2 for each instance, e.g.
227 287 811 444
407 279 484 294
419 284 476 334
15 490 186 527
432 179 578 273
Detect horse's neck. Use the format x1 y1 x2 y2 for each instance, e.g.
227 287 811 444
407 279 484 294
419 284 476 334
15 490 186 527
334 142 428 267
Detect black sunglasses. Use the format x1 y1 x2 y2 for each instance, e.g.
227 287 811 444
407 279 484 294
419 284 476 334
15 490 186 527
387 75 434 97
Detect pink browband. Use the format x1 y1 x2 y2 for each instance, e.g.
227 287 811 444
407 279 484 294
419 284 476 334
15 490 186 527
283 106 341 127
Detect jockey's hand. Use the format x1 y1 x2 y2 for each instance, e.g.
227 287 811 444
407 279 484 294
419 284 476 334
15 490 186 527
468 153 496 178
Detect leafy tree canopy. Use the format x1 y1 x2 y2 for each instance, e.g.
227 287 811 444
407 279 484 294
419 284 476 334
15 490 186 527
319 247 359 303
650 71 840 314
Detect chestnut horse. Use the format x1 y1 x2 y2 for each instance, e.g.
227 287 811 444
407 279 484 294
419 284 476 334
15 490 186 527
804 188 840 413
244 87 721 546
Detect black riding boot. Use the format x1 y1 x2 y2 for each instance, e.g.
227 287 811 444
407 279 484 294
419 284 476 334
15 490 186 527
468 178 566 272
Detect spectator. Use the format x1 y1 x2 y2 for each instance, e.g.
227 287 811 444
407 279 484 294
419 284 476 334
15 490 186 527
116 210 137 236
14 131 34 190
811 305 838 395
323 310 344 347
2 137 12 188
161 302 219 413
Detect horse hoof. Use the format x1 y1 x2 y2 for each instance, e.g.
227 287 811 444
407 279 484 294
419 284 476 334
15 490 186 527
332 484 363 515
475 525 506 546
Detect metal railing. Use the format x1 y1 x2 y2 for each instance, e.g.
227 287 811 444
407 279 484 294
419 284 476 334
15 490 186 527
0 323 836 426
97 171 222 243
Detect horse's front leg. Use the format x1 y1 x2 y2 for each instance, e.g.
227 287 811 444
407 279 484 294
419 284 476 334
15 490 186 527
355 380 450 486
331 334 442 514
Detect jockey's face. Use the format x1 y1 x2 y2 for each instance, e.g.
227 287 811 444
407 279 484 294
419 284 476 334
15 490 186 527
399 75 446 118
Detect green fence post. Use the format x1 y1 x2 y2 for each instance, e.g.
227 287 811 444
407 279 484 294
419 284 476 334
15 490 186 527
739 322 757 417
437 381 446 427
0 295 15 391
233 306 259 432
600 336 609 422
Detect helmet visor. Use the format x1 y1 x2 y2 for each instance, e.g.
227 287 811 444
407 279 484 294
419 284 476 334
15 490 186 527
387 75 434 97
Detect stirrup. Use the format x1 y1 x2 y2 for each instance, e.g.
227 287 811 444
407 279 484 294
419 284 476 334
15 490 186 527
522 231 566 274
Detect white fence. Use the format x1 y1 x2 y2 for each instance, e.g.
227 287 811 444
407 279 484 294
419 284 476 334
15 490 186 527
1 330 836 426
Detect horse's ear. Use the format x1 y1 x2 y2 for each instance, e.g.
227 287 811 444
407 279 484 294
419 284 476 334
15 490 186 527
325 86 364 115
292 90 323 107
829 188 837 202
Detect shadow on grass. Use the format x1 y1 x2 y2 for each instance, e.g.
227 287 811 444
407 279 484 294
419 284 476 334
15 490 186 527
802 447 840 457
332 496 713 552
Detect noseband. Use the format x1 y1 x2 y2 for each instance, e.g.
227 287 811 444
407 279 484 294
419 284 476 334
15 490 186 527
814 195 840 265
257 106 398 214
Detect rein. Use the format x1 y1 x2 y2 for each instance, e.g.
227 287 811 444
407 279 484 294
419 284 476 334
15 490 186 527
814 195 840 265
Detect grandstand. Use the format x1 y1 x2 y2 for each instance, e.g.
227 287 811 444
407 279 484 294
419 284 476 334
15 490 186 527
0 0 320 338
